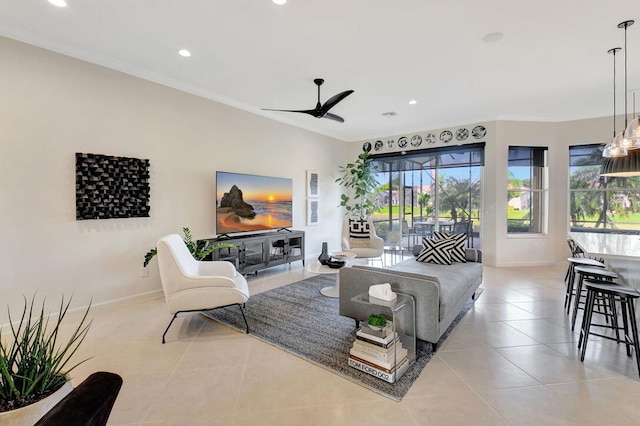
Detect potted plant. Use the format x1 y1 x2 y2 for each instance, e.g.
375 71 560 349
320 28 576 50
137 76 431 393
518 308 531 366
143 227 235 267
367 314 388 330
0 295 92 423
335 151 380 220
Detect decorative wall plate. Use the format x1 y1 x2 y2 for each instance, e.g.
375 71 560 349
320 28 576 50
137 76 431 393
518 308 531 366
440 130 453 143
426 133 437 144
456 128 469 141
387 140 395 149
410 135 422 147
363 141 372 152
472 125 487 139
398 136 408 148
374 140 384 151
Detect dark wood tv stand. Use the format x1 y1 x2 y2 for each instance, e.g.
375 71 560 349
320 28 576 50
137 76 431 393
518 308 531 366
202 230 305 275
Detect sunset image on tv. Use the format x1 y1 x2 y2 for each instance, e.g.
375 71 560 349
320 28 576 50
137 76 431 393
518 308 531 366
216 172 293 234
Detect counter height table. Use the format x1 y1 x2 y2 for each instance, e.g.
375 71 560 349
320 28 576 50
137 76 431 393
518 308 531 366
569 231 640 291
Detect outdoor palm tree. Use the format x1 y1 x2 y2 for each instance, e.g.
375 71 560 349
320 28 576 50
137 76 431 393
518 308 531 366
438 176 480 222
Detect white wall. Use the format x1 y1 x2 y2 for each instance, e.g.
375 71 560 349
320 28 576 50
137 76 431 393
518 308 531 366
352 117 613 267
0 35 619 325
0 37 347 325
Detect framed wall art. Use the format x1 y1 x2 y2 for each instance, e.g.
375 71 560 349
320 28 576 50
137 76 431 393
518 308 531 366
307 199 319 226
75 152 150 220
306 170 319 198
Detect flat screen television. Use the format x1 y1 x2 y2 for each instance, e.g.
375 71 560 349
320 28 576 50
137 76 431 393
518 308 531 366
215 171 293 234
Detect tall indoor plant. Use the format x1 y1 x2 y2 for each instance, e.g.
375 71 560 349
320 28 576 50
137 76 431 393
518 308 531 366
336 151 380 219
0 295 92 419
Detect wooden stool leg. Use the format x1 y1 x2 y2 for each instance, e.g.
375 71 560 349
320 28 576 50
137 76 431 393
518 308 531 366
626 300 640 378
572 273 586 331
620 299 632 356
607 293 620 342
566 264 578 314
565 263 575 312
580 288 597 361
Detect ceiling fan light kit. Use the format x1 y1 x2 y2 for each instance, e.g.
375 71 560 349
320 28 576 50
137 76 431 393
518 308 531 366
262 78 354 123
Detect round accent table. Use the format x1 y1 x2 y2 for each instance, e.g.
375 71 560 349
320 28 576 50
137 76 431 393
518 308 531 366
306 251 356 298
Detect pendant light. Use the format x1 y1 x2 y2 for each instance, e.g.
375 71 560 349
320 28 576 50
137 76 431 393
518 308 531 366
601 19 640 177
617 20 640 150
626 91 640 141
602 47 626 158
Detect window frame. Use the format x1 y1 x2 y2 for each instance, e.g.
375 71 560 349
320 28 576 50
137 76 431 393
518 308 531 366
507 146 549 235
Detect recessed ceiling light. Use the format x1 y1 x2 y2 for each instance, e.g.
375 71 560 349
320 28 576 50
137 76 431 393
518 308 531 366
48 0 67 7
178 49 191 57
382 111 397 117
409 100 417 105
273 0 287 5
482 32 504 43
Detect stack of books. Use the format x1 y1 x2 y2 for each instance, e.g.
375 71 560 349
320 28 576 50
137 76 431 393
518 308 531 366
348 321 409 383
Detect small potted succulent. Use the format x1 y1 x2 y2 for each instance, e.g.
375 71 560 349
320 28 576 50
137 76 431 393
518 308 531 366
367 314 388 331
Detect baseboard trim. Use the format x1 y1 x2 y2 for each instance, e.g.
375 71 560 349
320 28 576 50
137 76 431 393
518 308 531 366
0 290 164 332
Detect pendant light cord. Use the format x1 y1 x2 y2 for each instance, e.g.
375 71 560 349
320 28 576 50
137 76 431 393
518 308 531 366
624 23 628 128
613 49 617 137
619 20 635 127
609 47 620 137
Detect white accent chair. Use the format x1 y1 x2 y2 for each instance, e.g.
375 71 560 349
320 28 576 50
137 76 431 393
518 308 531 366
157 234 250 343
341 218 385 266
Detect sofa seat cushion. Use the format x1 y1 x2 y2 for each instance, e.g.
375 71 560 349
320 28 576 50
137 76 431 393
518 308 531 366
350 247 383 258
389 259 482 320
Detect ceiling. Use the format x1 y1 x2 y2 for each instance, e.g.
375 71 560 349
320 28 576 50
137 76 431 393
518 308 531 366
1 0 639 142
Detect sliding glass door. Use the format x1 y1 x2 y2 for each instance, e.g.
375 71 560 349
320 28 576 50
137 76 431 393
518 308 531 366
369 144 484 249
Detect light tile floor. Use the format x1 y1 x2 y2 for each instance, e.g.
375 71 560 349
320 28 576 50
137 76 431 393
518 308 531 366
65 258 640 425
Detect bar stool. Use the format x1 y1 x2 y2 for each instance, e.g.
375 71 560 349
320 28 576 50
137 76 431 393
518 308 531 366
570 265 618 330
579 279 640 378
565 257 606 313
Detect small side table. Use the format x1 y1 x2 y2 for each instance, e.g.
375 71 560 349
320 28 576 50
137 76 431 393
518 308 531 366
383 245 404 265
350 292 416 382
306 251 356 298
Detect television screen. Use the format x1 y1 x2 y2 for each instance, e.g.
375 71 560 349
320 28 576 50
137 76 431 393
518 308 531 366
216 171 293 234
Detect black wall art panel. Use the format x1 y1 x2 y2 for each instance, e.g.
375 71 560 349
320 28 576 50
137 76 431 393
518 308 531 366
75 153 150 220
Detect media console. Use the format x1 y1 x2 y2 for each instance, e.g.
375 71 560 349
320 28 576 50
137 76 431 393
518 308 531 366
202 230 305 275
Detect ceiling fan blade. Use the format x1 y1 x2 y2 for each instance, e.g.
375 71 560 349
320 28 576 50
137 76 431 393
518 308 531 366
262 108 319 117
322 112 345 123
261 80 352 123
320 90 354 114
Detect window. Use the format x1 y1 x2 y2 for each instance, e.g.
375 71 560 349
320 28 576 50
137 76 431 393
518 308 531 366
507 146 548 234
569 144 640 233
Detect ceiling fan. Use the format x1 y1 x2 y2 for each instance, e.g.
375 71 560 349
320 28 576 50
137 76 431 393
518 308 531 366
262 78 354 123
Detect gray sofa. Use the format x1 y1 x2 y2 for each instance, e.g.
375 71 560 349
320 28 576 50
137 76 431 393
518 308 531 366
339 248 483 350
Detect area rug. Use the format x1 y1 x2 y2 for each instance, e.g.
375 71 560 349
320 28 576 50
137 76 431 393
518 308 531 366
202 274 475 401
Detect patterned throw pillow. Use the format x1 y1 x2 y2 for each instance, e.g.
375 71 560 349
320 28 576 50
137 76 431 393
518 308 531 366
416 238 455 265
349 219 371 248
348 219 370 239
433 232 467 263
